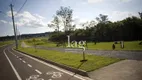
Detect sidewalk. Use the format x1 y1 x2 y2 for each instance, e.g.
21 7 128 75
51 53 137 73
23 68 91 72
88 60 142 80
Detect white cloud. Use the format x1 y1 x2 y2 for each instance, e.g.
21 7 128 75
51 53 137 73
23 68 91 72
73 15 90 24
72 15 92 29
87 0 103 3
7 11 17 17
9 11 47 28
0 20 8 24
109 11 139 22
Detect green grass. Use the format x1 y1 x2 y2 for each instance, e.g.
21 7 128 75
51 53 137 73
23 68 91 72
0 41 13 47
18 47 121 72
87 41 142 50
24 38 57 47
24 38 142 50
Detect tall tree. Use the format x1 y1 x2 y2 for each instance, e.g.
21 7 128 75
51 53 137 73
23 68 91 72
96 14 108 24
48 16 60 34
81 20 96 29
56 6 73 32
81 21 89 29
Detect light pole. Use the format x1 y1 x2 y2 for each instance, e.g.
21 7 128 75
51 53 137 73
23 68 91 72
16 24 21 43
10 4 18 49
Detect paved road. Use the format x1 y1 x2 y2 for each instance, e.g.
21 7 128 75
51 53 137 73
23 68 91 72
0 45 18 80
0 45 91 80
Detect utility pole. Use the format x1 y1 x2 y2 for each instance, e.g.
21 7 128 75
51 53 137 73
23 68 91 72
10 4 18 49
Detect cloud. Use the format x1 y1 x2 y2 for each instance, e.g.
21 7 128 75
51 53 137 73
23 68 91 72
0 20 8 24
87 0 103 3
109 11 139 22
72 16 92 29
8 11 47 28
6 11 17 17
73 15 90 24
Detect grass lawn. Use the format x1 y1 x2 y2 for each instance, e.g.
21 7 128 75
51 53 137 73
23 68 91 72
87 41 142 50
18 47 121 72
0 41 13 47
24 38 142 50
24 38 57 47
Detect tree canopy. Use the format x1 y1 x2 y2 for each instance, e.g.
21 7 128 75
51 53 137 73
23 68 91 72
48 7 142 42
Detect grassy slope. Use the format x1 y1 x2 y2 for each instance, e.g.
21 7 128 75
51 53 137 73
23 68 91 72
0 41 13 47
18 47 121 72
24 38 57 47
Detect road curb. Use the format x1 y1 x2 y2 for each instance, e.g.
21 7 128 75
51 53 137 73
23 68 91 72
15 49 89 77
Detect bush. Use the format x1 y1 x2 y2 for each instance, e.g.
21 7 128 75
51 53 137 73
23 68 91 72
48 32 67 42
139 41 142 45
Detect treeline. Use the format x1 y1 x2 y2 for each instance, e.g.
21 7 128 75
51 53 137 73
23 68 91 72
70 16 142 42
48 7 142 42
0 32 50 41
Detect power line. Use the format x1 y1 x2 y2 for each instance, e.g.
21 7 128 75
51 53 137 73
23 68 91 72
14 0 27 16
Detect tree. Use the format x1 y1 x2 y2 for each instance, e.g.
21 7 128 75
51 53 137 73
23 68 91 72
81 20 96 29
48 16 60 34
96 14 108 24
56 6 73 32
81 21 89 29
89 20 96 27
138 12 142 19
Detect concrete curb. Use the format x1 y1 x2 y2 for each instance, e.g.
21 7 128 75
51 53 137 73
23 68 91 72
15 49 89 77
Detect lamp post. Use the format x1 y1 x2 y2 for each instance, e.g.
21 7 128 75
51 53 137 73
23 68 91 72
10 4 18 49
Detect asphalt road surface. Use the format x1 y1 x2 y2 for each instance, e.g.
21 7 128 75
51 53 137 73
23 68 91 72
0 45 91 80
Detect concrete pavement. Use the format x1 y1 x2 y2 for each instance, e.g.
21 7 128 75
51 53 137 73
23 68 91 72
88 60 142 80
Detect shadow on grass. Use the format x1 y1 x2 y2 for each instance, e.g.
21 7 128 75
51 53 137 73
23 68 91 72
68 61 86 80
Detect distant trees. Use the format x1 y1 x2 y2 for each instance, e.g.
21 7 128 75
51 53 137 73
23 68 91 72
81 20 96 29
48 7 142 43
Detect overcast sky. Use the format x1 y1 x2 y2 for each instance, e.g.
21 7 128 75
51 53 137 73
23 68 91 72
0 0 141 36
